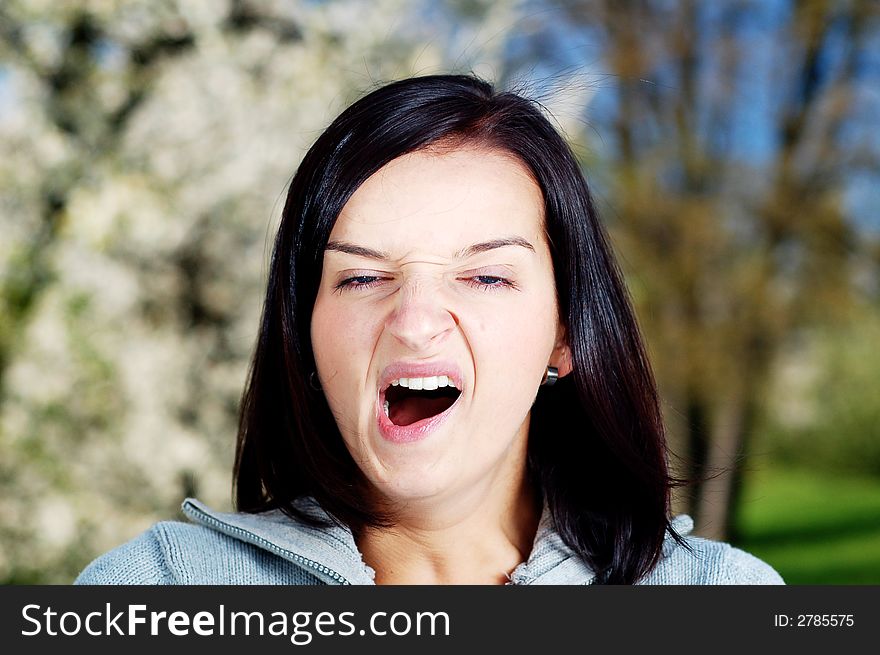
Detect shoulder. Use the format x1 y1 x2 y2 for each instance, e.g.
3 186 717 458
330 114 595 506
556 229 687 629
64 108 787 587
75 522 185 585
74 521 322 585
641 515 785 585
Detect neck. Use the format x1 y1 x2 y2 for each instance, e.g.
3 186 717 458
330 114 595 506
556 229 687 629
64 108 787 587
356 471 541 585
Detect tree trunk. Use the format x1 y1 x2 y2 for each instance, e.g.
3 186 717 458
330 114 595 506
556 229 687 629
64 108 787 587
694 392 749 540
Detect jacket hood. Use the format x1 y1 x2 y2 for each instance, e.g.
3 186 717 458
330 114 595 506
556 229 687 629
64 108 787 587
181 497 695 585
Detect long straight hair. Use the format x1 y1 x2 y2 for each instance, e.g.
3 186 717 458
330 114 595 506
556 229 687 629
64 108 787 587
234 74 685 584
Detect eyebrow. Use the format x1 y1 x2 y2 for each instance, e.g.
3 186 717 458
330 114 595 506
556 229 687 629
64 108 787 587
324 236 535 261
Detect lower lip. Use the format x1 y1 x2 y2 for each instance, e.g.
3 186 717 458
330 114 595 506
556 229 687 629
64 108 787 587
376 393 460 444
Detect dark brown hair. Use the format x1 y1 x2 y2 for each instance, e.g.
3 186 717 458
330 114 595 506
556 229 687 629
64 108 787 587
234 74 685 584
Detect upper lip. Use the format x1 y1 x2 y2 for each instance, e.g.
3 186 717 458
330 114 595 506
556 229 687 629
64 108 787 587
378 360 464 393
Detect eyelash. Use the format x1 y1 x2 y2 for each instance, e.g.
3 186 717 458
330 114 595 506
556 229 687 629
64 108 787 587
334 275 517 293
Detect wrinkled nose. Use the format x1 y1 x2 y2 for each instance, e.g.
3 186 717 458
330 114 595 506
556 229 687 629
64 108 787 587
386 280 456 352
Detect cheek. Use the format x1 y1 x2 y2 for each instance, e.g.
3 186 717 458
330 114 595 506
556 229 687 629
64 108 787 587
311 298 340 369
311 299 377 442
481 290 557 348
470 292 558 390
311 296 384 388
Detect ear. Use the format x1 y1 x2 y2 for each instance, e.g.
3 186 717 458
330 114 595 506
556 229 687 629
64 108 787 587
550 325 573 378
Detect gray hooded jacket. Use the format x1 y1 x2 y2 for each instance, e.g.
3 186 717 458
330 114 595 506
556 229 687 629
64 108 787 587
75 497 784 585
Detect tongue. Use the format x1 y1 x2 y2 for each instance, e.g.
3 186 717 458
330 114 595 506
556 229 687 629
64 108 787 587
390 396 454 426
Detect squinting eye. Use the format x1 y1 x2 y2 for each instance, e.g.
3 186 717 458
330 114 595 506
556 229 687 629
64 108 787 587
334 275 384 291
466 276 517 292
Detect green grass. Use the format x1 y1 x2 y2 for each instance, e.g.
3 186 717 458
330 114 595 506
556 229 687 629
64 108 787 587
733 465 880 584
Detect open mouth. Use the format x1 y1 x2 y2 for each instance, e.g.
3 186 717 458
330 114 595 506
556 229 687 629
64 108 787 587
382 379 462 427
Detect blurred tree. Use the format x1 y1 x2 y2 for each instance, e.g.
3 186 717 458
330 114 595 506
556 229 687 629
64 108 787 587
761 305 880 476
0 0 515 582
0 3 195 389
545 0 880 539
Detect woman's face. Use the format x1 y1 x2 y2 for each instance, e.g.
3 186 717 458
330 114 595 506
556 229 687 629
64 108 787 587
310 146 571 506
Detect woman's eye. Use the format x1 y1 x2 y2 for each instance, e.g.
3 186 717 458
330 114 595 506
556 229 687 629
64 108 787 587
334 275 383 291
467 275 516 291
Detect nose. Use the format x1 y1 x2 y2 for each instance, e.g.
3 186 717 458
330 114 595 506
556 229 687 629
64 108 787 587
386 278 456 353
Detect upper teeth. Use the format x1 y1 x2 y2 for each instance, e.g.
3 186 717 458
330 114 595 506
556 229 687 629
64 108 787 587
391 376 457 390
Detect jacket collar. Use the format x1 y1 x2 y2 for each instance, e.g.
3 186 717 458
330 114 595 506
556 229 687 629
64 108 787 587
182 498 377 585
182 498 693 585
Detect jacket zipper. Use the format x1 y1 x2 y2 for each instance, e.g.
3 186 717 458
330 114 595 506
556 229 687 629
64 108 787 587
182 501 350 585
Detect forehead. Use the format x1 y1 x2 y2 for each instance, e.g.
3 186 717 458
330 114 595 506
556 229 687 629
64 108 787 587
330 147 545 254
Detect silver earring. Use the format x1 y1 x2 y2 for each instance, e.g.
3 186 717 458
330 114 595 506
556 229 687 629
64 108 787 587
309 371 322 390
541 366 559 386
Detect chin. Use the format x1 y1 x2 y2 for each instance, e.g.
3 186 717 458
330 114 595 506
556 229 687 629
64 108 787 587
379 483 449 505
363 460 458 503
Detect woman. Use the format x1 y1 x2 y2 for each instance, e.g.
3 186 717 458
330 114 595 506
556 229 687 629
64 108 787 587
76 74 782 585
